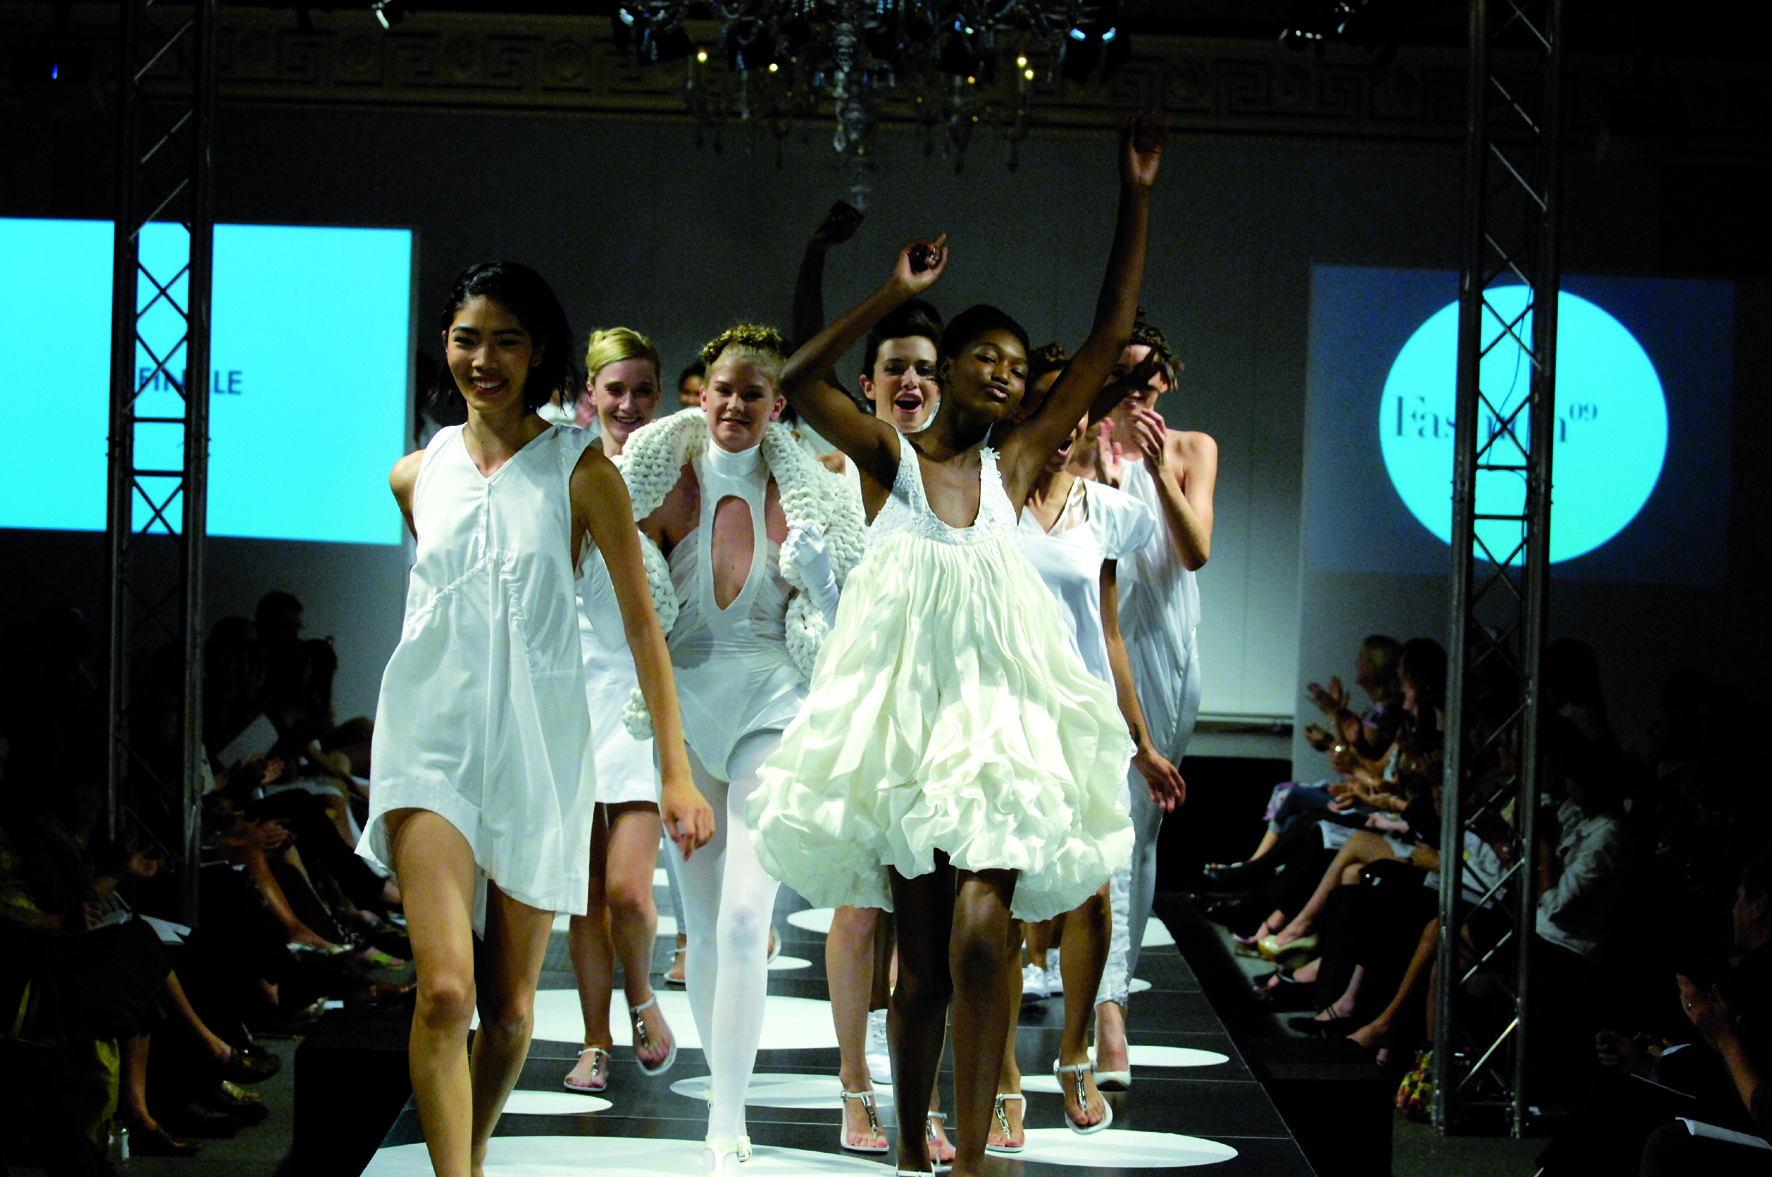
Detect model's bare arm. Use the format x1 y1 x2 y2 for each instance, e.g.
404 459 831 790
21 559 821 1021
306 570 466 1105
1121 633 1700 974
390 450 423 540
1103 560 1185 810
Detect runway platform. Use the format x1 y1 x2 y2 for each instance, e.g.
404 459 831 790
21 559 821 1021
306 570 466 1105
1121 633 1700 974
357 874 1316 1176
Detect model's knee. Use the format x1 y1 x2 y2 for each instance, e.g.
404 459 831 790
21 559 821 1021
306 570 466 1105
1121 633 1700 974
476 988 536 1040
415 970 476 1032
951 920 1011 984
605 877 655 924
893 963 953 1015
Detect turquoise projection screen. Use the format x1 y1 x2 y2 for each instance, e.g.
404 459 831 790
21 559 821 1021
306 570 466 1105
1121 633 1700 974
0 219 412 544
1303 266 1732 585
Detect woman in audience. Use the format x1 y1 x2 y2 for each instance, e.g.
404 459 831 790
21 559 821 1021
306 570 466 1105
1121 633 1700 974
563 326 681 1094
357 260 709 1177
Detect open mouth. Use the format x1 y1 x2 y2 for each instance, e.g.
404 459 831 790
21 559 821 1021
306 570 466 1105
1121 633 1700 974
472 378 507 394
984 383 1009 403
893 393 924 413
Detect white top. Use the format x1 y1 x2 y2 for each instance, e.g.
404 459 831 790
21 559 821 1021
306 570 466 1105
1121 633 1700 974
1536 799 1631 958
1015 478 1155 686
359 423 600 920
578 547 659 806
1114 456 1201 758
666 443 806 780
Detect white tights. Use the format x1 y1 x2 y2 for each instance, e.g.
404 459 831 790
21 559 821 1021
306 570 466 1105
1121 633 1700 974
670 732 783 1143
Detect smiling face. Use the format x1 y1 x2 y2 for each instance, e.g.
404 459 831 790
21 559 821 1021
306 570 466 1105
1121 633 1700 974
1106 342 1168 430
584 356 661 450
861 336 940 432
444 296 543 416
941 329 1028 422
701 353 783 453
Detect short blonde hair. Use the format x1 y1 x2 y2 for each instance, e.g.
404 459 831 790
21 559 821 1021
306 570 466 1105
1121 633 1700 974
584 326 661 383
700 323 788 389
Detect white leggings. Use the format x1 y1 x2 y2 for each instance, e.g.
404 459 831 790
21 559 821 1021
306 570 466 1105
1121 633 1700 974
669 731 783 1142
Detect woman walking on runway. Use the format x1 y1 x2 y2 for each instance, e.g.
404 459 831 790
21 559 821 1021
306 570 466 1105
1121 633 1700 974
563 327 709 1094
619 325 866 1175
358 263 710 1177
749 117 1165 1177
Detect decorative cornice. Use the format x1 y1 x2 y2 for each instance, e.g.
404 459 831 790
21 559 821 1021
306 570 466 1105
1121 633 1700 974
4 4 1765 152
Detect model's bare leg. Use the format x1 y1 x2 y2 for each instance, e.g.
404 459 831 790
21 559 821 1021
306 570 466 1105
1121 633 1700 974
949 869 1019 1177
605 801 670 1066
888 862 956 1173
1058 884 1109 1130
467 881 555 1176
989 922 1026 1151
566 806 616 1088
830 904 887 1149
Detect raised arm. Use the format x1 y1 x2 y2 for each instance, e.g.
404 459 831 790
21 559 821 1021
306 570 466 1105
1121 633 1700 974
572 449 713 858
1003 115 1165 498
791 201 864 350
779 236 948 487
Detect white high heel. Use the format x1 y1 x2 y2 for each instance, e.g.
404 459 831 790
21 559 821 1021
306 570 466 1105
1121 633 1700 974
703 1135 752 1176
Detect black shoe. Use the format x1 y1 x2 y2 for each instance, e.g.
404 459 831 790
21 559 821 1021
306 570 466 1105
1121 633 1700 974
1287 1013 1359 1037
160 1101 244 1139
1201 859 1277 891
1196 896 1268 935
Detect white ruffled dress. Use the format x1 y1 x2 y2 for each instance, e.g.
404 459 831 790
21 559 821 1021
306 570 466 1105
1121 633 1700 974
746 439 1134 922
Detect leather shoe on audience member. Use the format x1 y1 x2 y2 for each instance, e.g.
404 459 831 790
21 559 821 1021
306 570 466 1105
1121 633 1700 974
160 1101 244 1139
127 1123 203 1157
1200 859 1277 891
220 1045 283 1084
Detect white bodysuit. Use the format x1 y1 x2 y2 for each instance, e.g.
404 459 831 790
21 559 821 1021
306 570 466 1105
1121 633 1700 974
359 423 599 921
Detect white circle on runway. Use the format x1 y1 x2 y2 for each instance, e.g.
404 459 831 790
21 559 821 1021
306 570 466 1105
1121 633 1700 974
511 988 839 1052
361 1135 890 1176
1142 920 1175 947
1016 1128 1236 1167
786 907 835 935
501 1091 612 1115
1130 977 1152 994
1130 1045 1229 1068
552 912 681 935
769 955 812 972
669 1072 895 1110
654 866 669 887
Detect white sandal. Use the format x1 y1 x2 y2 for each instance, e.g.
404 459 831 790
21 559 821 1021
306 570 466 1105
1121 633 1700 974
924 1111 954 1172
703 1135 751 1176
1054 1058 1114 1135
629 994 677 1076
985 1091 1027 1154
562 1045 610 1093
838 1088 889 1153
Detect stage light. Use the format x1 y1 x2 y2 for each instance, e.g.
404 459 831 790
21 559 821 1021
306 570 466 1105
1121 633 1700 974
370 1 405 31
697 48 708 62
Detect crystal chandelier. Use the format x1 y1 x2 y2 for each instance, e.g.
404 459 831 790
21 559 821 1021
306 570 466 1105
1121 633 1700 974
613 2 1128 192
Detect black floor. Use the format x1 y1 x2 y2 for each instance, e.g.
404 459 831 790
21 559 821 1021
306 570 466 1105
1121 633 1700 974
360 879 1315 1175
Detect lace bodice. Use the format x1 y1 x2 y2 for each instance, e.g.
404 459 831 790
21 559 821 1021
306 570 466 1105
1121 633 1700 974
868 437 1018 549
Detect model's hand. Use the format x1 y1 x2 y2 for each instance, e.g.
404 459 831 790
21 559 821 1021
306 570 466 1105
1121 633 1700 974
1128 407 1168 467
662 779 715 860
1134 745 1186 811
809 200 864 252
1093 421 1125 487
892 235 949 294
1121 110 1167 188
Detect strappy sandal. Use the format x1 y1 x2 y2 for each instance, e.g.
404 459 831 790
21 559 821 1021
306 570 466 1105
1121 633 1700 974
703 1134 751 1176
985 1091 1027 1154
1053 1058 1114 1135
629 994 677 1076
837 1088 889 1153
924 1111 956 1171
562 1045 610 1093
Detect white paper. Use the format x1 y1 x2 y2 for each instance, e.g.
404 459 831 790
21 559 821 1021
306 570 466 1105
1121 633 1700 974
1678 1119 1772 1150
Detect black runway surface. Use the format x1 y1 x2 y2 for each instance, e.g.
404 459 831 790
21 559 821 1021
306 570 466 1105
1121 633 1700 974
360 877 1315 1176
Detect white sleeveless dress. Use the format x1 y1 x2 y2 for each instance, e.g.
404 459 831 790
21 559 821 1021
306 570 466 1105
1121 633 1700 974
359 423 600 920
578 549 658 805
1116 456 1202 761
747 439 1134 922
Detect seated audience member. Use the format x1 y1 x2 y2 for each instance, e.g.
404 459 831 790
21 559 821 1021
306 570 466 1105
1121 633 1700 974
1534 854 1772 1175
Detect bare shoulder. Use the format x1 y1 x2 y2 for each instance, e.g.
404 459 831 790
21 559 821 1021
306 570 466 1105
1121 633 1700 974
818 451 848 475
1169 428 1217 467
389 449 424 504
569 441 622 493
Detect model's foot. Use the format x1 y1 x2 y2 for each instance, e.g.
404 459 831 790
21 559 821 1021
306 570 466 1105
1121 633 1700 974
986 1089 1026 1151
631 994 674 1070
564 1044 611 1092
926 1110 957 1163
1056 1056 1107 1130
839 1086 888 1151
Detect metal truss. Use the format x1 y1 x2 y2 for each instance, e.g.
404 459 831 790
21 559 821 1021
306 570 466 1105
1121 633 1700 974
106 0 218 925
1431 0 1564 1138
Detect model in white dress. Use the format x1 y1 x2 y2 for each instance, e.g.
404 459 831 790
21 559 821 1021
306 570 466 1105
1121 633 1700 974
361 421 601 918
